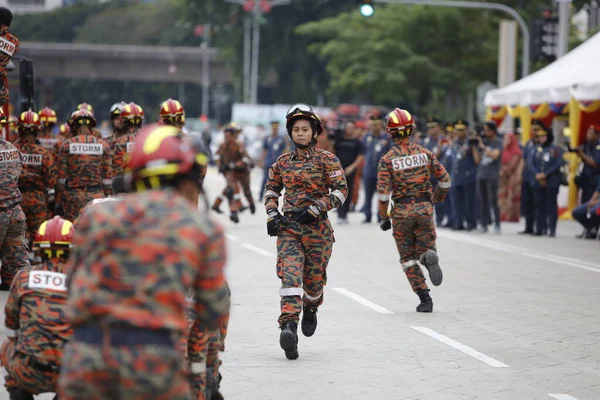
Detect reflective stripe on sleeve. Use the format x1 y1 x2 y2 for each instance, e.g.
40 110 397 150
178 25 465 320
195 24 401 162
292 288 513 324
438 180 451 188
331 190 346 204
377 193 390 201
264 190 279 199
191 362 206 374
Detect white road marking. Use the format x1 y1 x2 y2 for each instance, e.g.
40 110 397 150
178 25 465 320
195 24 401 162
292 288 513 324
225 233 237 241
411 326 510 368
437 230 600 274
241 243 275 257
549 394 579 400
332 287 394 314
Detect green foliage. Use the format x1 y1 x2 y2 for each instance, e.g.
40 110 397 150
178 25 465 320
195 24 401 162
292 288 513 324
296 4 498 115
12 2 110 42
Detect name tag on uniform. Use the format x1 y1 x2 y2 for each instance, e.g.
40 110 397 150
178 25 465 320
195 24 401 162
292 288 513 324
38 138 58 150
21 153 42 165
391 153 429 170
543 153 550 162
126 142 135 153
29 271 67 292
0 149 20 162
0 37 16 56
69 143 103 155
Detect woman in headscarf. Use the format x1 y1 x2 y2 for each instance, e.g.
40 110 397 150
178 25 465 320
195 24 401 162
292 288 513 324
498 132 523 222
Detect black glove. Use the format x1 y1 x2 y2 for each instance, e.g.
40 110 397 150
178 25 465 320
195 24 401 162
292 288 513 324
297 204 321 224
380 219 392 231
218 164 228 174
267 209 285 237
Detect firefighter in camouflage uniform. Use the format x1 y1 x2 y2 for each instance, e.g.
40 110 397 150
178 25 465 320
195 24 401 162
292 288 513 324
37 107 60 152
56 109 112 221
1 216 74 400
13 111 57 251
58 123 230 400
111 102 142 177
0 108 30 290
212 123 254 223
264 104 348 360
377 108 451 313
0 7 18 107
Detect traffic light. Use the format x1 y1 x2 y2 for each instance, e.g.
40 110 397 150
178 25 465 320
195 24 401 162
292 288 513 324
360 0 374 17
530 15 558 62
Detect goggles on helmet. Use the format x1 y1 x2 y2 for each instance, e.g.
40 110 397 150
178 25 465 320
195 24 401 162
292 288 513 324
286 104 315 120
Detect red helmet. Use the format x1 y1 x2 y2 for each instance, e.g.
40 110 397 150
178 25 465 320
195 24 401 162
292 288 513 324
59 123 70 136
158 99 185 125
77 102 94 115
122 102 144 128
69 109 96 130
38 107 58 126
33 216 75 260
285 103 324 136
18 111 42 132
385 108 415 136
110 102 127 119
127 123 206 190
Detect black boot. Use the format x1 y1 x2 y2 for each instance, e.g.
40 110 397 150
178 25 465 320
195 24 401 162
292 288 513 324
279 321 299 360
230 212 239 224
249 203 256 214
301 307 318 337
419 250 443 286
416 289 433 313
9 389 34 400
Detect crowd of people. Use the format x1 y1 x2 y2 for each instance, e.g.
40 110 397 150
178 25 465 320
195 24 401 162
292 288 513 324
0 100 229 400
249 113 599 239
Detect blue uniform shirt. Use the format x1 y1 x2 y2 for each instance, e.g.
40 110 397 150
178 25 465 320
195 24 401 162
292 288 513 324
362 132 392 179
263 134 288 166
529 144 565 188
451 139 477 186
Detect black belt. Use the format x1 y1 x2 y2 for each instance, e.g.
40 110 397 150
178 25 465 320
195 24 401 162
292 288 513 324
73 323 175 347
27 356 59 373
66 184 102 191
19 186 43 192
393 195 431 204
0 202 19 212
284 211 328 223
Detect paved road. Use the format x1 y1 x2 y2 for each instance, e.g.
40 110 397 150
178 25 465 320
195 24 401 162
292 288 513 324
1 167 599 399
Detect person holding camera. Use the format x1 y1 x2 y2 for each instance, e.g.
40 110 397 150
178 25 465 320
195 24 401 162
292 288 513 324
451 120 478 231
528 127 565 237
573 125 600 204
472 121 503 233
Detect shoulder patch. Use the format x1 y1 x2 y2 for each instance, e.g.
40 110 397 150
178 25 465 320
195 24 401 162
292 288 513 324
28 271 67 292
268 168 274 179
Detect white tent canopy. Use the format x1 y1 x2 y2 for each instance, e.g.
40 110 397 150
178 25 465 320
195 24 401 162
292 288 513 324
484 31 600 107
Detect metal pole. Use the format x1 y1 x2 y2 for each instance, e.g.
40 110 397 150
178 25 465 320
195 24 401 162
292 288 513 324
374 0 530 77
556 0 571 58
243 16 251 103
201 23 210 117
250 0 261 105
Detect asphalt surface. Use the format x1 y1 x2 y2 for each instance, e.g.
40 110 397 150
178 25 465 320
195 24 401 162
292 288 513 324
1 167 599 399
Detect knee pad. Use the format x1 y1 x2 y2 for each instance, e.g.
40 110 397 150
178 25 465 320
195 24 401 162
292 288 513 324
223 186 234 201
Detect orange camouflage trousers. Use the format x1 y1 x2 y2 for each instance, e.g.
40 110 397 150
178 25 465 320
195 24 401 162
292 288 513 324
276 218 334 325
0 205 30 286
19 189 49 243
391 201 436 293
180 289 229 400
59 188 105 222
0 339 58 394
58 341 191 400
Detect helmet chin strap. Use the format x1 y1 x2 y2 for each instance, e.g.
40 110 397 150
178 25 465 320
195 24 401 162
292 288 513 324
291 133 317 149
